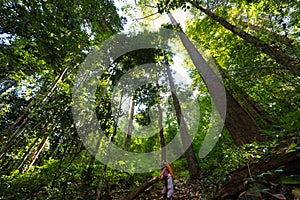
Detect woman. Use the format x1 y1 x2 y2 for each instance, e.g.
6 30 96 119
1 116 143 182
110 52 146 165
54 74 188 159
160 166 174 200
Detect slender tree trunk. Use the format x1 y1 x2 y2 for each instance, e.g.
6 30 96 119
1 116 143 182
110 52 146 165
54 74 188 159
123 96 134 149
157 102 166 162
5 66 69 135
51 142 70 189
97 91 123 199
15 137 39 171
0 67 70 160
166 63 201 179
49 138 61 159
82 155 96 198
0 123 41 171
155 73 166 162
0 117 31 160
51 140 83 189
96 146 109 200
0 79 17 94
24 135 49 172
97 135 114 200
188 1 300 76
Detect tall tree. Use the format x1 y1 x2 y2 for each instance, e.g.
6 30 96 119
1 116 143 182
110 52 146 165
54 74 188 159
165 61 201 179
123 96 135 149
184 3 299 135
156 81 167 162
0 0 123 181
157 0 300 76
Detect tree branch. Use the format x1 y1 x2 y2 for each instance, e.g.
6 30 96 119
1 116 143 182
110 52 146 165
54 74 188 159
134 12 160 21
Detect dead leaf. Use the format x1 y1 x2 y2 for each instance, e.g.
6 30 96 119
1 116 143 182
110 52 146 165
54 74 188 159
267 192 286 200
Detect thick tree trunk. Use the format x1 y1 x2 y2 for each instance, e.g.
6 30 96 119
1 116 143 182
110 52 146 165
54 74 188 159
225 91 268 145
169 11 271 146
231 91 274 130
220 67 274 130
166 64 201 179
168 13 227 159
189 1 300 76
212 148 300 199
215 65 270 145
120 176 159 200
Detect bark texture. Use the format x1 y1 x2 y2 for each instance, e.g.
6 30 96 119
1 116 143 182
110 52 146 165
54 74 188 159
225 91 269 145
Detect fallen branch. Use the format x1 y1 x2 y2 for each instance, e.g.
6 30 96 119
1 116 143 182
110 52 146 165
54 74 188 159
120 176 159 200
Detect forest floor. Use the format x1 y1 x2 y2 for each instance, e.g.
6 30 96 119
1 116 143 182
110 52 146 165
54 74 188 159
107 175 300 200
139 178 202 200
108 177 206 199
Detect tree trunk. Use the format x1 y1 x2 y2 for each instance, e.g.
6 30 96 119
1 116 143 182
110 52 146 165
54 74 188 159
212 148 300 199
0 66 70 160
0 117 31 160
97 91 123 199
24 135 49 172
225 91 268 145
81 155 96 199
123 96 134 149
0 79 17 94
156 78 166 162
15 137 39 171
214 65 270 145
220 67 274 130
168 13 226 158
168 13 226 121
238 20 300 47
158 102 166 162
96 136 112 200
120 176 159 200
166 63 201 179
51 141 83 189
169 10 272 146
188 1 300 76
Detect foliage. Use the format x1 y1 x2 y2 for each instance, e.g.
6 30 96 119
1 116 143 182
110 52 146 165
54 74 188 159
0 0 299 199
185 2 300 134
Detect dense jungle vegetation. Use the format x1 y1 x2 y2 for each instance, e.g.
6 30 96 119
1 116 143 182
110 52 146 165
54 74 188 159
0 0 299 199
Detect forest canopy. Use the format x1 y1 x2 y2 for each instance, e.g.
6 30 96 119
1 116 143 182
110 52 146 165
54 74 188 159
0 0 299 199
